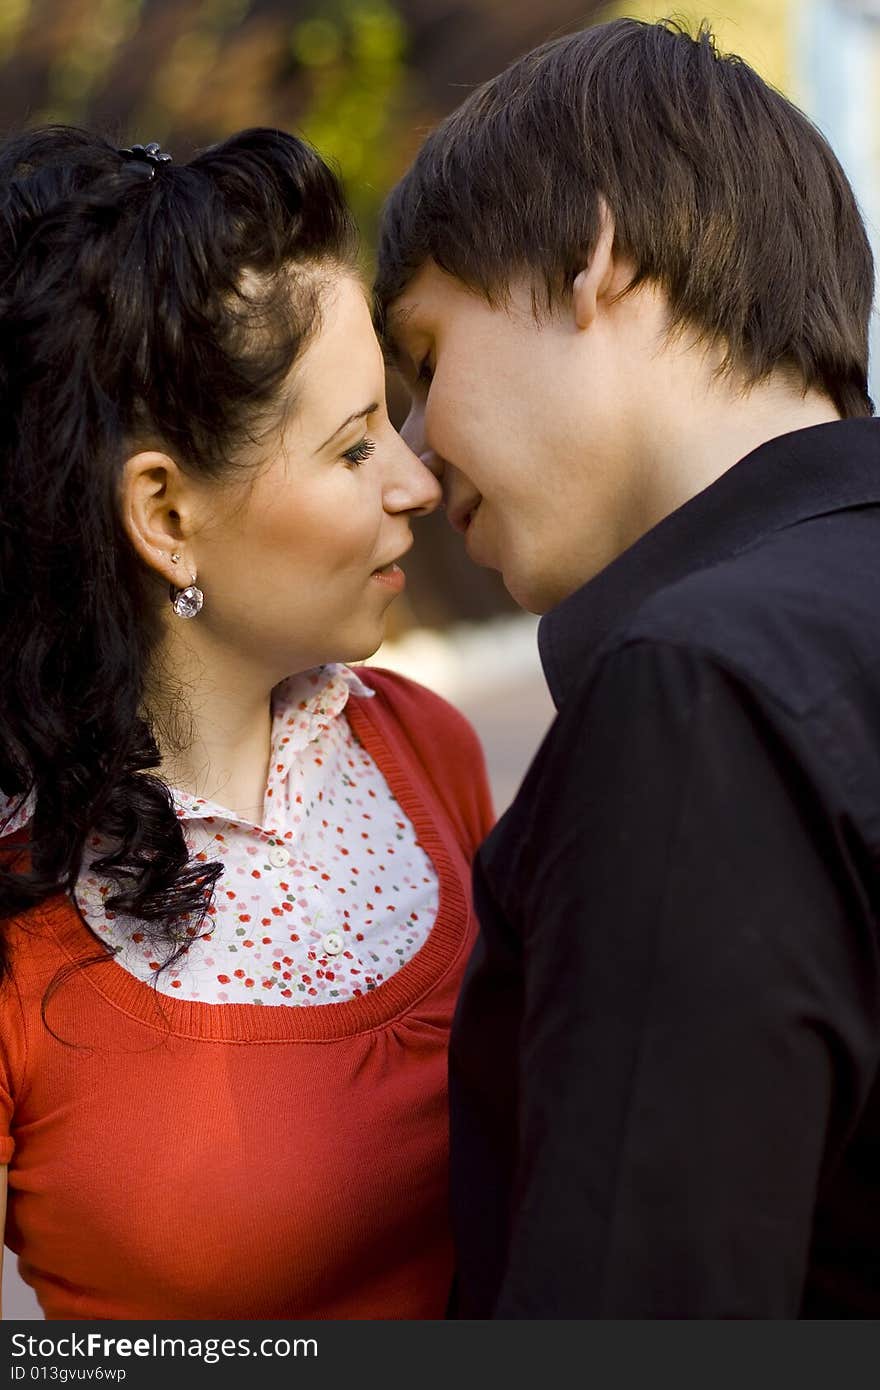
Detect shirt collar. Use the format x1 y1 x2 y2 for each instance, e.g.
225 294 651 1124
268 661 373 773
0 791 32 838
174 663 373 824
538 418 880 709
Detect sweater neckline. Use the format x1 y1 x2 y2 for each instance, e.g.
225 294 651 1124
37 687 470 1042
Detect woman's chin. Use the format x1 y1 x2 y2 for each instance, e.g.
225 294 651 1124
337 619 387 667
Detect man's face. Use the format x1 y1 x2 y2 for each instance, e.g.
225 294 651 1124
385 260 648 613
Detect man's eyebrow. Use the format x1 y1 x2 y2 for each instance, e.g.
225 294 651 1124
317 403 378 452
380 303 417 365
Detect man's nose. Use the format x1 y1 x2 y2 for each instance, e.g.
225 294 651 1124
402 404 444 482
400 400 422 447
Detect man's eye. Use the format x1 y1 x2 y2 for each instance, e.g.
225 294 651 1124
342 437 376 468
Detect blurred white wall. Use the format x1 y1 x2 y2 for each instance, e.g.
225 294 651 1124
2 1253 41 1319
797 0 880 401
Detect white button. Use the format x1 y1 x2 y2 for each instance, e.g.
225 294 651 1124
322 932 344 955
267 845 290 868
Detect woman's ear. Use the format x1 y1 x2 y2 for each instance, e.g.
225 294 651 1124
572 198 618 331
119 451 193 585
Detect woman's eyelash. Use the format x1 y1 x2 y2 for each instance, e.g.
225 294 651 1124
417 357 433 385
342 437 376 467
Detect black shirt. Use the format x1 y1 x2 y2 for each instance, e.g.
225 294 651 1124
450 418 880 1318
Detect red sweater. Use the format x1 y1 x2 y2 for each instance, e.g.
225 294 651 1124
0 670 494 1320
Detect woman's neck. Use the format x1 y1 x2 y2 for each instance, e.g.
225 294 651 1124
145 628 277 822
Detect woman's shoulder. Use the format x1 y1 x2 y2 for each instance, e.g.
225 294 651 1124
351 666 495 843
353 665 481 748
1 896 76 995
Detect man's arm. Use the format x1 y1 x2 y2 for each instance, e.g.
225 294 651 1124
494 639 878 1317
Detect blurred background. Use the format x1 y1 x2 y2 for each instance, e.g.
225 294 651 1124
2 0 879 1319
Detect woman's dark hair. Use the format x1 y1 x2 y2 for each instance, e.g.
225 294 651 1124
0 124 357 983
375 18 875 419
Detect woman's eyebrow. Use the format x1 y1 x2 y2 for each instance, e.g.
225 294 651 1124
317 403 379 452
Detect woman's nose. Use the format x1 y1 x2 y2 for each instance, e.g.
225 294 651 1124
407 451 443 517
384 434 442 517
418 448 444 481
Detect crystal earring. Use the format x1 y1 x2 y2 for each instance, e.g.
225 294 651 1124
169 571 204 619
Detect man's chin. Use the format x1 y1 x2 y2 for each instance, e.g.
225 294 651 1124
465 527 562 613
501 560 578 615
501 568 553 616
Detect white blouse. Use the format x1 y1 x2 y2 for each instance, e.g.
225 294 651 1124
1 665 440 1006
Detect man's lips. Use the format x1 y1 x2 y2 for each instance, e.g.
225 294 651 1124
448 498 482 536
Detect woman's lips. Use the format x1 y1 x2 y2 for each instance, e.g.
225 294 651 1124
370 561 406 591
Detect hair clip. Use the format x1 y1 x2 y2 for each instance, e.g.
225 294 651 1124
117 142 173 178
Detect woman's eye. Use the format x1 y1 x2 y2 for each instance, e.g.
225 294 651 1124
417 357 434 387
342 437 376 468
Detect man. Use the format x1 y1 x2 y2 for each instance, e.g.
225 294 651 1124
374 19 880 1317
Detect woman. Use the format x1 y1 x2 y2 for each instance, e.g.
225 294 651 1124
0 127 493 1319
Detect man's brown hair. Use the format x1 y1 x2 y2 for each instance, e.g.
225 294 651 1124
375 18 874 418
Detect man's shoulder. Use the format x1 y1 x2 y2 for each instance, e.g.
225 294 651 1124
614 507 880 720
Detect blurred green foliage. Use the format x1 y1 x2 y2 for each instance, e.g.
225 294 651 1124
0 0 793 256
291 0 409 248
3 0 410 255
44 0 146 119
0 0 32 61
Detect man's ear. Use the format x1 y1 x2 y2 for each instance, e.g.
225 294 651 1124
118 450 194 586
572 198 617 331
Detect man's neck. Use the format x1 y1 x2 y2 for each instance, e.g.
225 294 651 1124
633 366 842 541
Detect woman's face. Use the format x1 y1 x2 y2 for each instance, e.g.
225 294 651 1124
171 273 440 680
